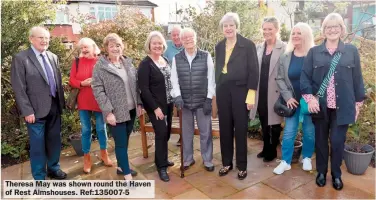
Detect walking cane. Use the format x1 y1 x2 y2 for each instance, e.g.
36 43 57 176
179 109 185 178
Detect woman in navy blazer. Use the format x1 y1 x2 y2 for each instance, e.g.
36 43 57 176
300 13 365 190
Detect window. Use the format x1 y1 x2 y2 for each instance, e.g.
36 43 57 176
111 7 117 19
89 7 96 23
98 7 105 21
90 5 117 22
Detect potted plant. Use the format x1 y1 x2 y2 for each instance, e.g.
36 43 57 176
248 117 261 140
344 123 375 175
68 133 84 156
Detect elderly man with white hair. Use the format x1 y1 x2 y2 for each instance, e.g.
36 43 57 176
170 28 215 172
11 26 66 180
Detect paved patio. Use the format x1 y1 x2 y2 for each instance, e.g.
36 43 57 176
2 133 375 199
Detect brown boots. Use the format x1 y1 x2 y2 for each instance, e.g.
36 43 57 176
83 150 113 174
100 149 113 167
83 154 92 173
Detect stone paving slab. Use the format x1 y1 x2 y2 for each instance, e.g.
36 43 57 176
1 135 375 199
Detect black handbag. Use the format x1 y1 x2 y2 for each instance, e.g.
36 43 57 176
66 57 80 110
274 95 296 117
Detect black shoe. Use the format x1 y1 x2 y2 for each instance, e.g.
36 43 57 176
257 151 264 158
205 166 215 172
167 160 175 167
116 168 138 177
238 170 247 180
263 156 276 162
316 173 326 187
332 177 343 190
157 168 170 182
218 165 233 176
47 169 67 180
183 160 195 170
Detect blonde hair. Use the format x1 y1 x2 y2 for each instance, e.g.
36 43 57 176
262 16 280 39
180 28 197 45
77 37 100 57
262 16 280 30
144 31 167 54
219 12 240 31
321 13 347 38
103 33 124 54
285 22 314 56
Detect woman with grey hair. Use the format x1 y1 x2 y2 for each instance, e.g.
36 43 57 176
250 16 286 163
215 12 259 180
138 31 175 182
301 13 365 190
69 37 110 174
92 33 142 180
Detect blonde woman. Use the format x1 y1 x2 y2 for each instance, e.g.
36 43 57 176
273 23 315 175
92 33 142 180
250 16 286 163
69 38 112 174
138 31 175 182
300 13 365 190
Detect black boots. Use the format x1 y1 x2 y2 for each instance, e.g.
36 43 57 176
260 124 281 162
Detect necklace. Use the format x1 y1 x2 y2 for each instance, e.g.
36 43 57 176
111 62 122 69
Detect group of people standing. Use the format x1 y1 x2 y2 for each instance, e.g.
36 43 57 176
11 11 365 191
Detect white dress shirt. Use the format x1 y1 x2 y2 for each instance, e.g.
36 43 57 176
170 48 216 99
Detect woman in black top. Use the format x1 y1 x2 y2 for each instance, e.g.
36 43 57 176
138 31 174 182
250 16 286 162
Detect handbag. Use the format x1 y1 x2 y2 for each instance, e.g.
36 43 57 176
274 95 296 117
300 52 342 115
66 57 80 110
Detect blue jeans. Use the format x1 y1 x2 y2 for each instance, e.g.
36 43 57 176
281 106 315 164
109 122 130 175
79 110 107 154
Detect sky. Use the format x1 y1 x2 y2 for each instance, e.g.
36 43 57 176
149 0 208 24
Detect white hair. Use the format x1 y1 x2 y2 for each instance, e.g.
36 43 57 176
29 26 49 37
144 31 167 54
321 12 347 38
285 22 314 56
170 25 182 34
77 37 101 57
219 12 240 31
179 28 197 45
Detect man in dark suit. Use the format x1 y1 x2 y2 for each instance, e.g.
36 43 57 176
11 26 67 180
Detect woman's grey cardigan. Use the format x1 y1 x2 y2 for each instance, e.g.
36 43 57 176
92 56 141 123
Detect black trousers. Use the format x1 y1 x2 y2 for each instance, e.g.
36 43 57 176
258 112 282 160
217 81 249 171
148 103 173 169
313 108 348 178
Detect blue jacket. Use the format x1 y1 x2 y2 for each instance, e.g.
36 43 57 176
164 40 184 64
300 40 366 125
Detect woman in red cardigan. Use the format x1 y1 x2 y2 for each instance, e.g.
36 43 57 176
69 37 113 173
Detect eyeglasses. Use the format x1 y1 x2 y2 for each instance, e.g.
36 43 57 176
325 25 341 31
